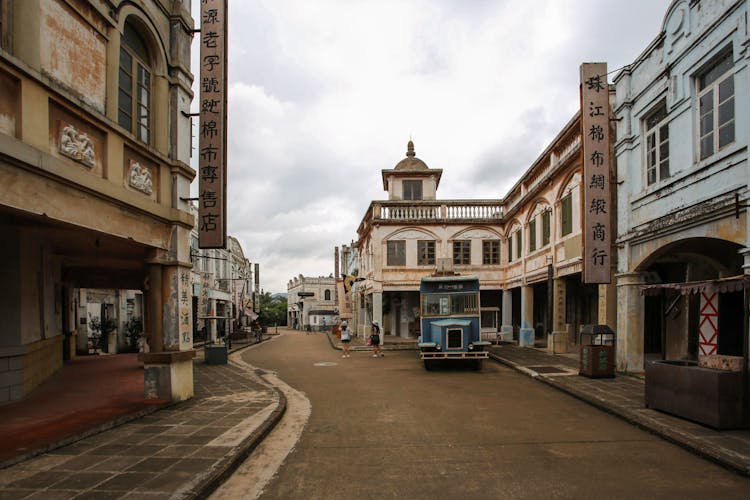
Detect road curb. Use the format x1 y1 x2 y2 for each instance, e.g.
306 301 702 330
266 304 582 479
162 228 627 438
488 352 750 478
186 372 288 499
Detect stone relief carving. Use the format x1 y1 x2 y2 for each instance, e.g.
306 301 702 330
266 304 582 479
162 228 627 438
390 230 433 240
454 229 496 240
128 160 153 195
59 124 96 168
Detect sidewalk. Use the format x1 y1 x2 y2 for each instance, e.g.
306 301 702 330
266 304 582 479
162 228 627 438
487 343 750 477
0 343 285 499
325 331 418 351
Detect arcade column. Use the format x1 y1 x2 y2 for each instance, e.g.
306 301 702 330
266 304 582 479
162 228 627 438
500 289 513 341
140 260 195 402
519 285 534 347
616 272 646 373
372 291 383 344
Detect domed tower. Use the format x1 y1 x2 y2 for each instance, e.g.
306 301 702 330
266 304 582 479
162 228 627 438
381 140 442 201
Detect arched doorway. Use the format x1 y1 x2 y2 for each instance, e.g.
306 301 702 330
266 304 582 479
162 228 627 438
637 237 744 362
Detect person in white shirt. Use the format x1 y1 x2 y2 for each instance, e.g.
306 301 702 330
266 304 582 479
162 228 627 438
340 321 352 358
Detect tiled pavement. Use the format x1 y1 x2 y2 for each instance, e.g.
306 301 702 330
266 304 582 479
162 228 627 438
0 350 285 499
487 343 750 477
4 332 750 498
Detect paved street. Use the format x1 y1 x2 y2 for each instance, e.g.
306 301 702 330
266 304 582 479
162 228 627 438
229 331 750 499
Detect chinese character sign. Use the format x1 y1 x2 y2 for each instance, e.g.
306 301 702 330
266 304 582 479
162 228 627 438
580 63 611 284
199 0 228 248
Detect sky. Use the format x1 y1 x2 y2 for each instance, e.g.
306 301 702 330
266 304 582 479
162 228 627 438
190 0 673 294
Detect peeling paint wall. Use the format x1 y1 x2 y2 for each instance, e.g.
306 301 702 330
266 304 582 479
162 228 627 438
0 68 19 137
40 0 106 113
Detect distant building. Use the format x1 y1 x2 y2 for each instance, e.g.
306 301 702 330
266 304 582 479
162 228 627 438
189 207 254 342
352 136 603 349
287 275 337 331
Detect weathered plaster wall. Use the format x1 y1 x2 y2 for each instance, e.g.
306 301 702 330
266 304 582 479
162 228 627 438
40 0 106 113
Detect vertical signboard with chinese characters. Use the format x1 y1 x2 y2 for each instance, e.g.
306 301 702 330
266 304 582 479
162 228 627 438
179 268 192 349
199 0 228 248
580 63 611 284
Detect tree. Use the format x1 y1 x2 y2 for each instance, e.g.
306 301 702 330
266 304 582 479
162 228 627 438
258 292 287 326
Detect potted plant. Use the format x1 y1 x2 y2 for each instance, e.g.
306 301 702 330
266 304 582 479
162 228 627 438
123 317 143 353
88 315 118 353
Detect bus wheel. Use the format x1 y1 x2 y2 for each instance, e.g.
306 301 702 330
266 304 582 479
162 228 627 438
424 360 433 371
474 360 483 371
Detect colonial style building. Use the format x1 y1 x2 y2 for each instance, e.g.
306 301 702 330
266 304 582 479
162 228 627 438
354 141 503 340
189 207 254 343
0 0 196 402
613 0 749 373
352 133 611 349
287 275 337 331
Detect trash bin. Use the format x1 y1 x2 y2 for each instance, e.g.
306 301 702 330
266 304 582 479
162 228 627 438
205 343 228 365
579 324 615 378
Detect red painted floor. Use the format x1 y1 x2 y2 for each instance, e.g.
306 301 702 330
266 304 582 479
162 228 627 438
0 353 166 464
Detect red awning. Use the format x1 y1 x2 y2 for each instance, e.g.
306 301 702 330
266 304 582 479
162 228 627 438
639 275 750 296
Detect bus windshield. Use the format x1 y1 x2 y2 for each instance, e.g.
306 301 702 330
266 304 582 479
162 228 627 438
421 293 478 317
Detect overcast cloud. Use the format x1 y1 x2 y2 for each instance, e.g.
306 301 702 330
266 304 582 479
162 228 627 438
190 0 672 293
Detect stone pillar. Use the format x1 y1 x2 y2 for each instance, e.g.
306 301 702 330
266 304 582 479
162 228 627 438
145 264 163 352
208 299 217 342
549 277 567 353
500 289 513 341
519 285 534 347
373 291 383 345
139 261 195 402
616 272 646 373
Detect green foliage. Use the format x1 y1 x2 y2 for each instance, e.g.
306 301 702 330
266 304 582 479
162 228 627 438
258 292 287 326
123 317 143 353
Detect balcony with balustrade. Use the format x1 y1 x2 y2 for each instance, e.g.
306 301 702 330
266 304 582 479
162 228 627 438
359 199 503 234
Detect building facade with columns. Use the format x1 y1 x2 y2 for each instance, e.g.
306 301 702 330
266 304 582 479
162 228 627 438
352 135 610 347
189 211 255 343
0 0 196 402
613 0 750 373
354 141 505 341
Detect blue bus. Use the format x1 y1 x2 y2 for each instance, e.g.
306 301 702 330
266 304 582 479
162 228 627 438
418 275 490 370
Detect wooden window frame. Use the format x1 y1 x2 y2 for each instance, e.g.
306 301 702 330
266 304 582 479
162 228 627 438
453 240 471 265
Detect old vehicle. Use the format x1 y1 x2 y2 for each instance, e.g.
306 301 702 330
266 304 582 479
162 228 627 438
418 275 490 370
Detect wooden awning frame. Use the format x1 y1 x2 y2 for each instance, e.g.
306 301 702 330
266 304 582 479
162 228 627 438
639 275 750 296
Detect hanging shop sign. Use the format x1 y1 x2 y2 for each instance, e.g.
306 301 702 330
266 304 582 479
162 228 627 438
580 62 611 284
198 0 228 248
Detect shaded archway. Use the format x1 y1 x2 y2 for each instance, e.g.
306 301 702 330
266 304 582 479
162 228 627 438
636 237 744 362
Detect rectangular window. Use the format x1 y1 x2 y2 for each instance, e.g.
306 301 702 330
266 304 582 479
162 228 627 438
699 51 734 160
118 49 133 131
453 240 471 265
387 240 405 266
645 103 669 185
418 240 435 266
137 64 151 143
529 219 537 252
482 240 500 265
507 237 513 263
515 230 522 259
561 194 573 236
403 180 423 200
542 210 551 246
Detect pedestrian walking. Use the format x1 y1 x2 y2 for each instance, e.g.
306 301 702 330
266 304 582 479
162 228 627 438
340 321 352 358
370 321 382 357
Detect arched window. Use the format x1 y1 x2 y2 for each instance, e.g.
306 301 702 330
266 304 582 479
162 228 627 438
324 289 331 301
118 20 152 143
